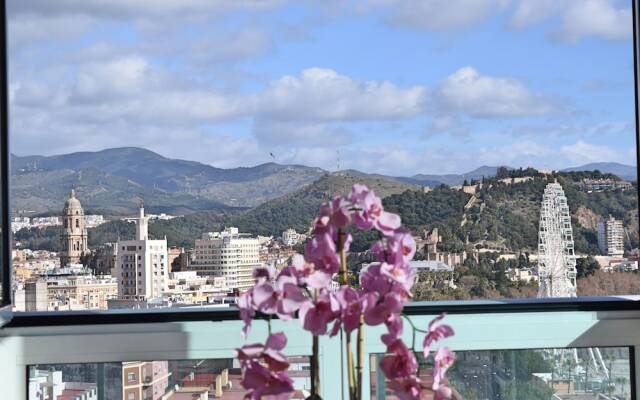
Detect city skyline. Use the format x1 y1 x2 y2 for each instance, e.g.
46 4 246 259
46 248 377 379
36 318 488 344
6 0 638 176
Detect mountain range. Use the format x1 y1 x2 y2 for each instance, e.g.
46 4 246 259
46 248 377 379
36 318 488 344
10 147 637 215
561 162 637 181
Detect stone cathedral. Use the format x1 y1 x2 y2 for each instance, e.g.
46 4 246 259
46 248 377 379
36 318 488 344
59 189 88 266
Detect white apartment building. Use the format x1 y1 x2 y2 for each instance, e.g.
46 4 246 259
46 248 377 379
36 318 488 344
116 206 168 300
166 271 229 304
192 227 261 291
598 216 625 257
282 228 303 246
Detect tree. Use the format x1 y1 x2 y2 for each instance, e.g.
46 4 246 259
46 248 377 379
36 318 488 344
496 167 510 179
576 256 600 278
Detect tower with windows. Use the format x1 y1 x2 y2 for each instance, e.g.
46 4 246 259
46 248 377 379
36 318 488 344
60 189 88 267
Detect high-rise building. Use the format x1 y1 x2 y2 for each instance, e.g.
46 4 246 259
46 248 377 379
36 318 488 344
598 216 625 257
116 206 168 300
59 189 89 267
191 227 261 291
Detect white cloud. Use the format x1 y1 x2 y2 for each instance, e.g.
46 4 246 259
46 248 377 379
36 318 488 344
7 0 286 20
366 0 509 31
560 140 620 165
510 0 632 41
253 120 352 146
505 120 634 138
254 68 427 122
73 56 150 101
476 140 556 167
509 0 565 28
425 115 469 137
8 13 94 47
364 0 632 41
436 67 552 118
559 0 632 41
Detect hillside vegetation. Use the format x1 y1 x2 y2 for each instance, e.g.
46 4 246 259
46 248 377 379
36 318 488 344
15 170 638 256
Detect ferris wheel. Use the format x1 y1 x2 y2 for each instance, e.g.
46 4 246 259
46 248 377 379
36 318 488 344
536 182 611 381
537 182 577 298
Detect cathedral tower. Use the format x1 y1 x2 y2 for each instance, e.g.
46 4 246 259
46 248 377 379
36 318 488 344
60 189 88 266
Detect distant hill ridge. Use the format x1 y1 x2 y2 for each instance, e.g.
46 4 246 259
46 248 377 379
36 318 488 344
10 147 637 214
561 162 637 181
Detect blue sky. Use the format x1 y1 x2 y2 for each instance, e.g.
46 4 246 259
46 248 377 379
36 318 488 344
6 0 637 176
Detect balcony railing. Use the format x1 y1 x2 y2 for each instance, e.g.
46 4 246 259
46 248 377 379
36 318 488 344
1 296 640 399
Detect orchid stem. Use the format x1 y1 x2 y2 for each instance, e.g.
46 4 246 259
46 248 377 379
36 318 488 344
356 315 364 400
338 229 356 400
311 334 320 398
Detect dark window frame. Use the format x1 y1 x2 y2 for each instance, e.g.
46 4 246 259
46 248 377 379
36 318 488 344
1 0 11 307
0 0 639 318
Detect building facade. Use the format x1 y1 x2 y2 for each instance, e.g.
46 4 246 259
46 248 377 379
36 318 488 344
59 189 89 267
598 216 625 257
579 178 633 192
29 369 97 400
191 227 261 291
87 242 118 276
122 361 170 400
423 228 468 266
282 228 305 246
116 207 169 300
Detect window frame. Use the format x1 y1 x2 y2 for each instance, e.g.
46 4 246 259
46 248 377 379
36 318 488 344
0 0 11 309
0 0 638 321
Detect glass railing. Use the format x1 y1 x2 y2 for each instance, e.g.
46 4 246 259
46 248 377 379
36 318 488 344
371 347 633 399
2 297 640 399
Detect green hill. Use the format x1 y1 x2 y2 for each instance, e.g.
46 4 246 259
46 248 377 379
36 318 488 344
14 170 638 256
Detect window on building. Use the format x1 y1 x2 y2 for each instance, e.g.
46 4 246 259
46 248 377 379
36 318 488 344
127 372 135 382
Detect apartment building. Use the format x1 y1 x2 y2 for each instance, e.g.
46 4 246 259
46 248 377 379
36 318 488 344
116 206 169 300
165 271 229 304
191 227 261 291
13 276 118 311
598 216 625 257
282 228 305 246
122 361 170 400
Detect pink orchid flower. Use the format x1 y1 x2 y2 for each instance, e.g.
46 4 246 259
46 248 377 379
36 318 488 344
275 275 308 321
364 291 403 327
349 184 384 231
335 285 364 335
278 254 312 286
360 262 391 296
253 264 276 283
380 338 418 380
252 281 278 315
236 332 290 374
305 232 340 275
387 376 423 400
423 314 455 358
241 361 294 400
380 262 416 294
298 289 340 335
375 211 402 236
383 228 417 265
432 347 456 392
238 288 255 337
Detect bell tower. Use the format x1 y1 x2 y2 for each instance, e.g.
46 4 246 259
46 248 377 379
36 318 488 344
60 189 89 266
